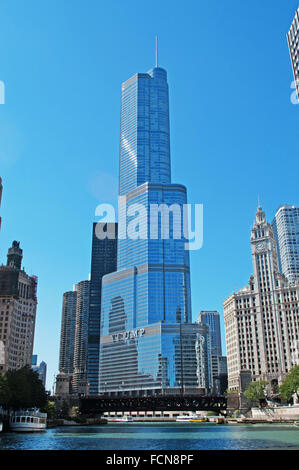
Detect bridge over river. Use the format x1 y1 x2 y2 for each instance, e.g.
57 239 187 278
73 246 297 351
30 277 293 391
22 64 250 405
79 395 227 415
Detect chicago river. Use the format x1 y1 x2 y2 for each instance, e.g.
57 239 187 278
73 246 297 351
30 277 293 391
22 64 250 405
0 423 298 450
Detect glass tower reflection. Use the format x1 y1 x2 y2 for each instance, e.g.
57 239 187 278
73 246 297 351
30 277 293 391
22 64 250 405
99 64 210 396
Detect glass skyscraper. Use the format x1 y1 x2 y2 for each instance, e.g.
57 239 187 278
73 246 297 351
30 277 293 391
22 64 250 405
99 64 210 396
87 222 118 395
272 205 299 285
198 311 226 395
287 8 299 101
198 311 222 356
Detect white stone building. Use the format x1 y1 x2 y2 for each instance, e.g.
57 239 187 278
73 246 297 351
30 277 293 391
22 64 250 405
224 206 299 391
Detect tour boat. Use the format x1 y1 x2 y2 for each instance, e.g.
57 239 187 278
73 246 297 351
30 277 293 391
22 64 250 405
176 415 192 422
9 409 47 432
176 414 206 422
189 417 208 422
114 415 134 422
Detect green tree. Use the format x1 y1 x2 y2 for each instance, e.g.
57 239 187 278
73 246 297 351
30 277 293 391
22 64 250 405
244 380 268 404
41 401 57 419
59 400 70 419
6 366 47 410
0 373 11 407
279 366 299 401
226 389 237 394
30 368 48 409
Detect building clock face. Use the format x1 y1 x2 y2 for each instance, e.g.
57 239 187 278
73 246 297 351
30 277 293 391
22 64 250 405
256 242 265 253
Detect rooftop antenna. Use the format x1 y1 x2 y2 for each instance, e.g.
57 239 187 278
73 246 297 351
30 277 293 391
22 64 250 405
155 35 158 68
258 195 261 208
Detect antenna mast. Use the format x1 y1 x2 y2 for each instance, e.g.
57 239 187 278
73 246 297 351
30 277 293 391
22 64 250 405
155 35 158 67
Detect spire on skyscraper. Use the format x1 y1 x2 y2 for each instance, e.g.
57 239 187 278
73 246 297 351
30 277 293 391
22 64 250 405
98 55 201 397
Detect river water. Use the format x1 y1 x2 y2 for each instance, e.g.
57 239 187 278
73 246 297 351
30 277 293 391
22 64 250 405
0 422 299 450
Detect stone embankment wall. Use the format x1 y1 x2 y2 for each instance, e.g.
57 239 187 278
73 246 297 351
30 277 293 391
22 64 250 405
251 406 299 420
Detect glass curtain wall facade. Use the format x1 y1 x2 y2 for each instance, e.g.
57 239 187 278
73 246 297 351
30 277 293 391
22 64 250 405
198 311 222 356
100 323 212 395
287 8 299 101
87 222 118 395
198 311 224 394
99 66 205 396
272 205 299 285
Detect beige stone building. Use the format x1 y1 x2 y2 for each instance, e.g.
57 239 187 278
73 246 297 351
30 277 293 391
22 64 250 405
0 241 37 373
224 206 299 391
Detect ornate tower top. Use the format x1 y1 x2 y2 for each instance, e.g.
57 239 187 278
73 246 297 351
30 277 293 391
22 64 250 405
255 205 266 225
7 240 23 270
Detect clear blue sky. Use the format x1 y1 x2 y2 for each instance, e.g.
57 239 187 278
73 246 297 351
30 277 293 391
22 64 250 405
0 0 298 391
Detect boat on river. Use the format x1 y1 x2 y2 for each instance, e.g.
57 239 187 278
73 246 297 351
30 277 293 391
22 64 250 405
114 415 134 423
176 415 194 422
176 414 207 422
189 417 208 422
9 409 47 432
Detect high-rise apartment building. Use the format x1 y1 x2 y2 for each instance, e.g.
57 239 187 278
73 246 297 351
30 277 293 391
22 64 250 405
58 289 77 376
58 223 117 396
99 61 209 397
0 241 38 372
59 280 90 391
287 8 299 100
72 279 90 393
224 206 299 391
87 222 118 395
272 205 299 285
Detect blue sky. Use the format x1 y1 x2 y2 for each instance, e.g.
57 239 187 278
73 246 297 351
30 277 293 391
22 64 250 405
0 0 298 391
